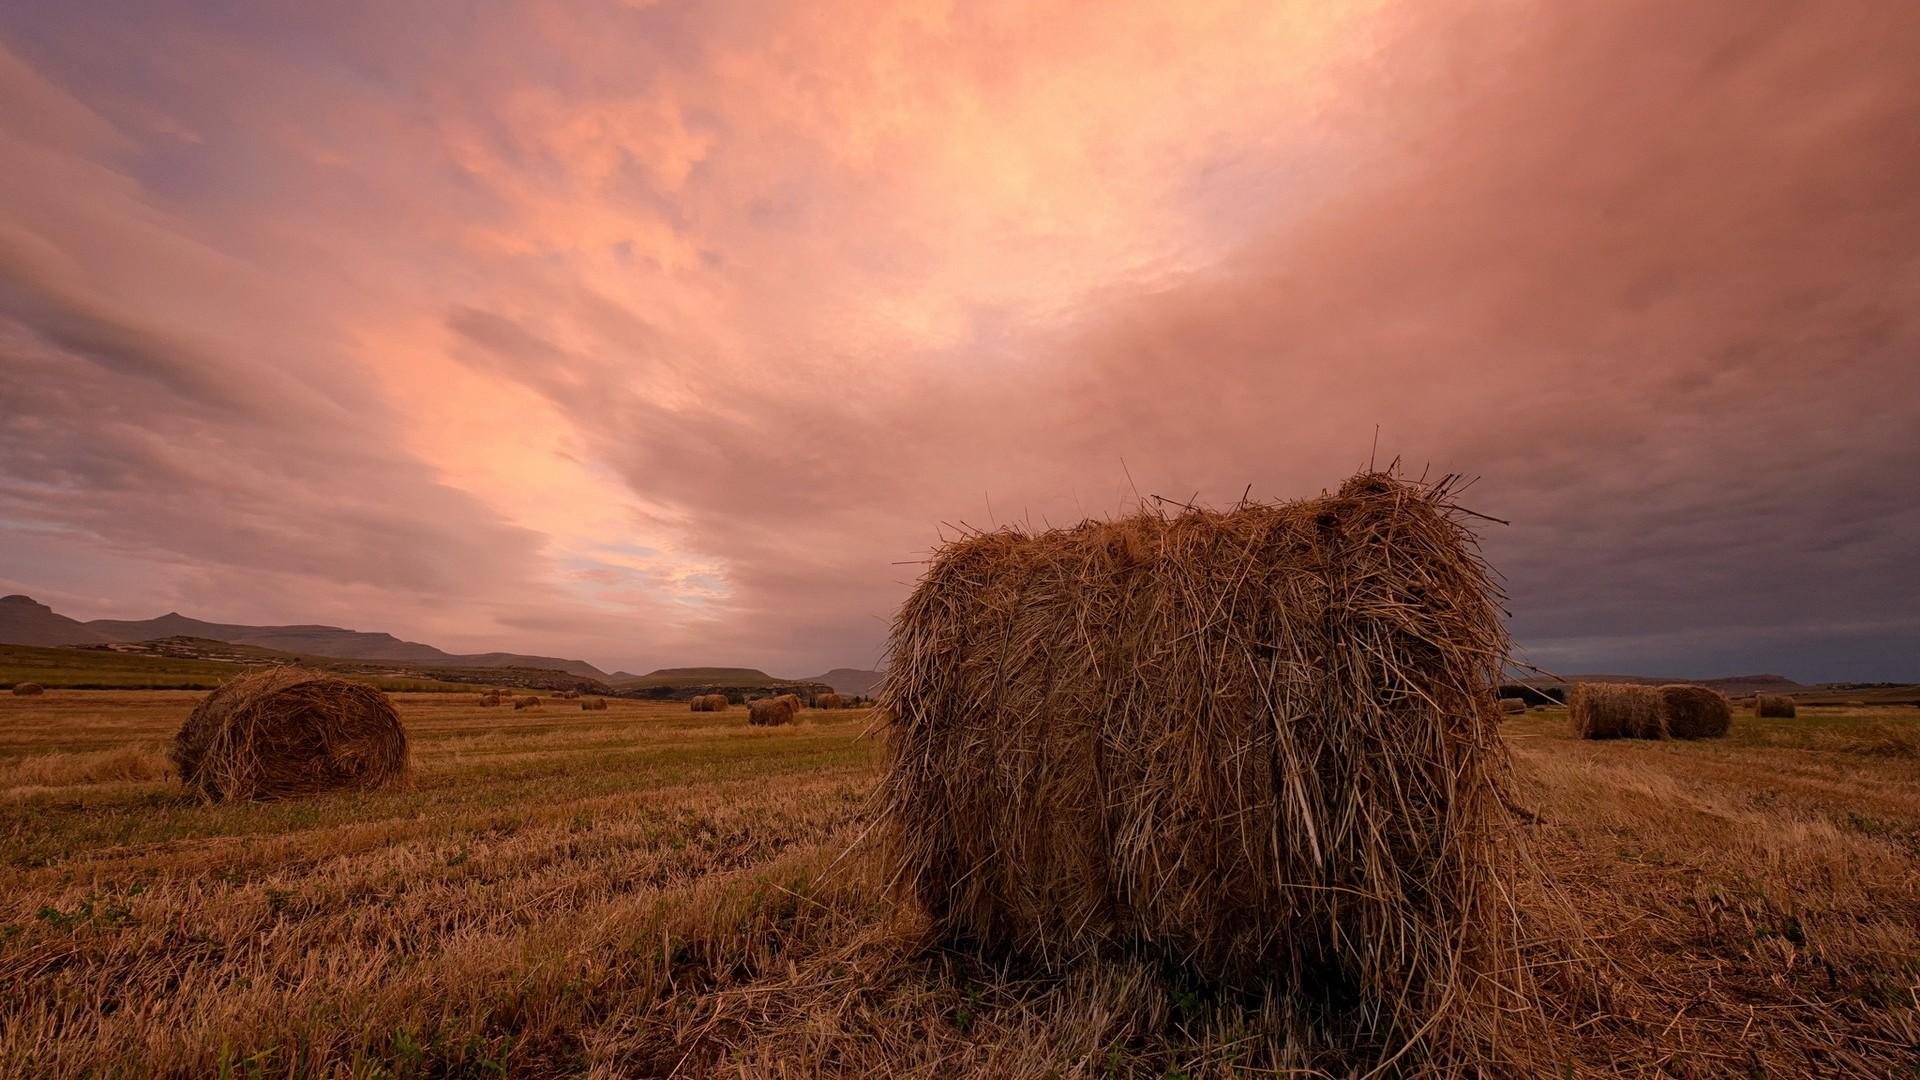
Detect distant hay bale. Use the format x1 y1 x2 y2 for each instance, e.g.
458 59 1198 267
580 697 608 711
12 682 45 696
478 692 501 707
1754 693 1797 718
876 472 1528 1066
1498 696 1526 714
171 667 408 802
747 697 796 726
1569 683 1667 740
514 696 541 710
1658 684 1732 739
816 692 844 710
560 689 580 700
689 694 730 712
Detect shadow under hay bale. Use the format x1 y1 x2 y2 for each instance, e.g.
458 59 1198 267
1498 696 1526 714
876 471 1535 1072
1659 684 1733 739
747 697 795 726
171 667 409 802
1754 693 1797 718
1569 683 1668 740
816 692 844 710
11 682 45 696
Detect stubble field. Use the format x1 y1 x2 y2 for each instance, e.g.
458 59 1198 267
1 691 1915 1078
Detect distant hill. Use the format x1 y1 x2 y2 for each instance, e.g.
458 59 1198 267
805 667 885 696
612 667 779 689
1514 672 1803 697
0 595 607 679
0 595 112 647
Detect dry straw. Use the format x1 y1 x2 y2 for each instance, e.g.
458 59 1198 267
816 692 844 710
748 697 796 726
11 682 45 696
776 693 801 712
1754 693 1797 718
171 667 409 802
875 471 1536 1072
1658 684 1732 739
690 694 730 712
1569 683 1668 739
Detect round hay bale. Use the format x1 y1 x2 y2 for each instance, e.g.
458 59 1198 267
514 695 541 710
816 692 844 710
580 697 608 711
1569 683 1667 739
876 472 1530 1067
1497 696 1526 715
1658 684 1732 739
478 692 501 707
12 682 46 696
688 693 726 712
747 696 796 726
775 693 801 712
171 667 408 802
1754 693 1797 718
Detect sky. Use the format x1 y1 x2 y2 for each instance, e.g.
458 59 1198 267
1 0 1916 681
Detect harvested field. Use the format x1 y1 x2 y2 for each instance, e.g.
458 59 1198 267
0 692 1914 1077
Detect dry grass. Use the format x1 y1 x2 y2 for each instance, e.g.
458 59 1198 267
1571 682 1669 740
171 667 410 802
877 471 1530 1074
0 692 1914 1077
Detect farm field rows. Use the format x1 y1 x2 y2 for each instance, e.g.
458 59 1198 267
1 692 1915 1077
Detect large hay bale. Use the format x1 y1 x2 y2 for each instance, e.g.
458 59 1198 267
689 694 730 712
1658 684 1732 739
1498 696 1526 714
776 693 801 712
1569 683 1667 739
876 472 1525 1065
816 692 844 710
12 682 45 696
514 695 541 710
747 697 796 726
1754 693 1797 718
171 667 408 802
580 697 608 711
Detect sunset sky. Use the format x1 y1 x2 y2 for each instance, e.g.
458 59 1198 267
1 1 1916 680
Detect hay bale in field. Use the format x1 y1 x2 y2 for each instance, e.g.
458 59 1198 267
816 692 844 710
1498 696 1526 714
1754 693 1797 718
776 693 801 712
478 692 501 707
514 695 541 710
748 696 796 726
1658 684 1732 739
876 471 1528 1066
12 682 45 696
689 693 730 712
1569 683 1667 739
560 689 580 700
580 697 608 711
171 667 408 802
